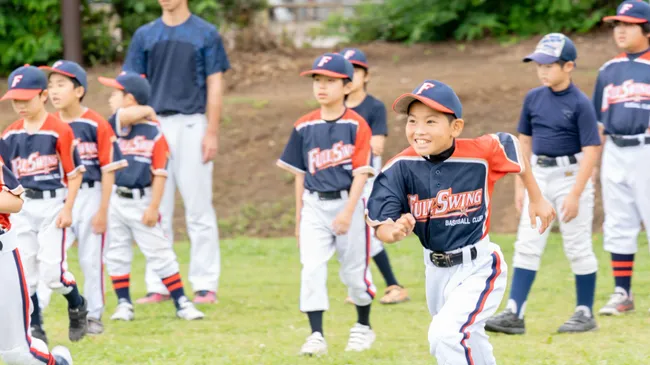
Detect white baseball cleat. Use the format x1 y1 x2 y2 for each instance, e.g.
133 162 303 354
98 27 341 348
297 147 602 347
176 299 205 321
51 345 73 365
299 332 327 356
110 300 135 321
345 323 376 352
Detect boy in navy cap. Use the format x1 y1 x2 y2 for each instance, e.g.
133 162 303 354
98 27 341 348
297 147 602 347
485 33 601 335
35 60 128 335
98 72 205 322
1 65 89 344
593 0 650 316
340 48 409 306
366 80 555 364
277 53 377 355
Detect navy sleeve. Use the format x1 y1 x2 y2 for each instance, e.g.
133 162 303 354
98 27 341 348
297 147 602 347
517 92 533 136
370 100 388 136
592 72 604 124
576 96 601 147
276 128 306 174
123 28 147 75
366 163 408 227
204 28 231 76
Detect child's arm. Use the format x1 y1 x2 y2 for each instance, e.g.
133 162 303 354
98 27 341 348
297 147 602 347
0 190 23 213
57 173 82 228
117 106 157 126
294 174 305 244
142 174 165 227
92 171 115 233
515 134 533 214
376 213 415 243
519 156 556 233
332 172 368 235
560 146 599 223
56 125 86 229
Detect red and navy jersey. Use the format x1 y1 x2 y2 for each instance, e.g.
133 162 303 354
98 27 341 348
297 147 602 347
58 109 128 183
2 114 85 190
108 113 169 189
277 108 374 192
593 49 650 135
351 94 388 136
0 141 24 231
366 133 523 252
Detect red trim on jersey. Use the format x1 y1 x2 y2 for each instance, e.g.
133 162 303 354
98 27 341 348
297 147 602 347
151 133 170 175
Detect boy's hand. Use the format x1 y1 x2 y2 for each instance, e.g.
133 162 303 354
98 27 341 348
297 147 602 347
202 131 219 163
91 210 108 234
561 192 580 223
56 206 73 228
370 135 385 156
528 197 556 234
332 210 353 235
141 206 159 227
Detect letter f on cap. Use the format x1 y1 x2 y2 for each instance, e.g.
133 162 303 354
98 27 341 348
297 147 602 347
11 75 23 88
317 56 332 67
620 3 633 14
416 82 435 95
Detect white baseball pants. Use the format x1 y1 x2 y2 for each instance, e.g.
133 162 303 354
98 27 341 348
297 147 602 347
104 188 180 279
425 237 507 365
38 183 106 319
144 113 220 294
12 194 77 295
601 136 650 254
299 190 376 312
0 245 56 365
512 159 597 275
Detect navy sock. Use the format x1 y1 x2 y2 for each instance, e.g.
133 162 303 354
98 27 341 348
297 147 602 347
30 294 42 327
63 285 82 309
307 310 324 335
508 268 537 317
162 273 186 310
111 274 131 304
356 304 371 327
611 253 634 295
373 250 399 287
575 272 596 315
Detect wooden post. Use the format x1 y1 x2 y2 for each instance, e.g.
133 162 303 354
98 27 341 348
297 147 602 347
61 0 83 64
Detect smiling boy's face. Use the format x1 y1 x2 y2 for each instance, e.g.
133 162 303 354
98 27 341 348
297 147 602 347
405 101 463 156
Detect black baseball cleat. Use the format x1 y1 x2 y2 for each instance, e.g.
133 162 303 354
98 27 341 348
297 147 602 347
68 296 88 342
484 309 525 335
557 308 598 333
30 324 48 344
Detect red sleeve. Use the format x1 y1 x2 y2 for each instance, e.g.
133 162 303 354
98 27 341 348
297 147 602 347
97 119 128 172
484 133 524 181
352 118 375 176
151 133 170 176
56 123 85 178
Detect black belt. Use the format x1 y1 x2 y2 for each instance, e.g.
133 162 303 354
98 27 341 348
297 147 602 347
429 247 477 268
310 190 348 201
536 155 577 167
157 111 179 117
116 186 146 199
81 181 96 189
611 135 650 148
24 189 59 200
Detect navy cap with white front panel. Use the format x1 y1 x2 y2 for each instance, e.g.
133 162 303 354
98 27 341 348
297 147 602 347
523 33 577 64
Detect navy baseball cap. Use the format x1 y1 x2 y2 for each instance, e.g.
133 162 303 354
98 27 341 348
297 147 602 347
392 80 462 118
340 48 369 69
98 71 150 105
523 33 577 64
603 0 650 23
40 60 88 95
300 53 354 80
1 65 48 101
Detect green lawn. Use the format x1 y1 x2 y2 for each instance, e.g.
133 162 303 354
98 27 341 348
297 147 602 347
34 233 649 365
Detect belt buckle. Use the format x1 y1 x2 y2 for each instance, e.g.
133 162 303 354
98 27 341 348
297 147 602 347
117 186 130 194
431 252 451 267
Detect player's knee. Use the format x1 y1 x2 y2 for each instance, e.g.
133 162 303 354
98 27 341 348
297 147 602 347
512 250 542 271
567 249 598 275
428 326 461 356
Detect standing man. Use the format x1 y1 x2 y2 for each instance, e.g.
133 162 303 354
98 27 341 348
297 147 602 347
123 0 230 304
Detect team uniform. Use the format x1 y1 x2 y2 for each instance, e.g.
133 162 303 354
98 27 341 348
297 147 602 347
0 139 72 365
486 34 601 334
123 14 231 302
366 80 525 365
593 0 650 315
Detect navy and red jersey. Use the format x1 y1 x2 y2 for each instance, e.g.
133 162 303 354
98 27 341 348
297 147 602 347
108 113 169 189
518 84 600 157
58 108 128 183
277 108 374 192
0 140 24 231
592 49 650 135
2 114 85 191
366 133 523 252
351 94 388 136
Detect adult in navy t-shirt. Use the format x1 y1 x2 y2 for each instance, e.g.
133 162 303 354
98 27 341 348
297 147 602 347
122 0 227 303
518 83 601 157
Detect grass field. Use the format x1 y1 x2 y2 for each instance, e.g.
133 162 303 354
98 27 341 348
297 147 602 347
34 233 650 365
